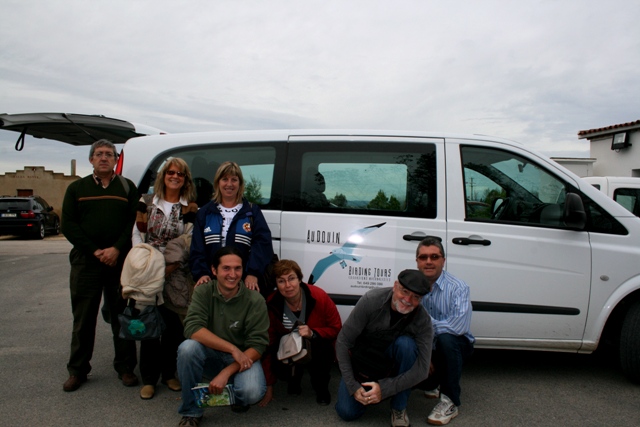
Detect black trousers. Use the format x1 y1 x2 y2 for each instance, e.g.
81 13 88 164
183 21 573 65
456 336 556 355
67 249 137 377
139 305 185 385
271 337 334 394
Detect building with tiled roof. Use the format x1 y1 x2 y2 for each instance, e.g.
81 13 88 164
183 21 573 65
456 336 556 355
576 119 640 177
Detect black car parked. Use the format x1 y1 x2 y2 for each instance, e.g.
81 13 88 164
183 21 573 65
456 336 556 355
0 196 60 239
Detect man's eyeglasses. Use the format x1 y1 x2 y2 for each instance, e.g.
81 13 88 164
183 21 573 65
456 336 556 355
94 152 115 159
417 254 443 261
398 285 422 302
166 170 186 178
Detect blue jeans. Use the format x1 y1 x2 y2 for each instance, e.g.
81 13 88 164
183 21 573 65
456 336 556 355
417 333 473 406
335 335 418 421
177 339 267 417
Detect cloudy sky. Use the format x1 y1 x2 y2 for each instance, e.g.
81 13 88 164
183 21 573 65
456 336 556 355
1 0 639 177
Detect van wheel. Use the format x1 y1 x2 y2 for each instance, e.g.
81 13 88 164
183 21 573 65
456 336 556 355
620 300 640 382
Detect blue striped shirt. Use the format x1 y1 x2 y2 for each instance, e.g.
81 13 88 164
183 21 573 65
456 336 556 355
421 270 475 343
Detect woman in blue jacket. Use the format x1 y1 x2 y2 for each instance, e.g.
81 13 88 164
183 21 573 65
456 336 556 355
190 161 274 296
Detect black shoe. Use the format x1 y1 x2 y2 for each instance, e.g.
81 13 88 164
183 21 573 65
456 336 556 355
287 381 302 395
63 374 87 392
316 390 331 405
231 404 250 413
178 416 202 427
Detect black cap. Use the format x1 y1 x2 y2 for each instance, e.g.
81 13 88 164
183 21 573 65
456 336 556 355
398 269 430 296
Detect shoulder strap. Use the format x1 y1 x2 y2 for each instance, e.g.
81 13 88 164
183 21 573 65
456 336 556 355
117 174 130 196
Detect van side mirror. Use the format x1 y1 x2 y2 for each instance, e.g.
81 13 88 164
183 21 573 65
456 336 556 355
491 198 504 213
564 193 586 230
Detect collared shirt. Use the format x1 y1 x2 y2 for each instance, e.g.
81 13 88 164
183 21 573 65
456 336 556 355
421 270 475 343
132 195 189 249
92 171 116 188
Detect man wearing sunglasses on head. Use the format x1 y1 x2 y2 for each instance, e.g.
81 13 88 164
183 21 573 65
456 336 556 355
415 237 474 426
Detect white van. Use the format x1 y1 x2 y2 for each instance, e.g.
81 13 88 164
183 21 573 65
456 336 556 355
118 130 640 379
2 114 639 381
582 176 640 216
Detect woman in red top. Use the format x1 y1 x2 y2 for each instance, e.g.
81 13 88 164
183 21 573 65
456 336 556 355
259 259 342 407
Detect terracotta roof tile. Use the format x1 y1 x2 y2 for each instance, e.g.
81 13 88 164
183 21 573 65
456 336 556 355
578 119 640 137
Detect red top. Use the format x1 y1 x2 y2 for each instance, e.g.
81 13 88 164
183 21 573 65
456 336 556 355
262 282 342 385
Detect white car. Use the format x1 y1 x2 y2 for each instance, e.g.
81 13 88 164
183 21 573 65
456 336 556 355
583 176 640 216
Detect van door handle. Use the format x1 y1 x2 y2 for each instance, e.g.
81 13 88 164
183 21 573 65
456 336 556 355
452 237 491 246
403 234 443 242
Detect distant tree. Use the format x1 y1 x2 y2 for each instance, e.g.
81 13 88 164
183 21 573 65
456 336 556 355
388 195 401 211
244 175 263 204
330 192 347 207
367 190 403 211
368 190 389 210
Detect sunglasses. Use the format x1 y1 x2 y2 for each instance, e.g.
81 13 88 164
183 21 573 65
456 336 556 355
417 254 443 261
166 170 186 177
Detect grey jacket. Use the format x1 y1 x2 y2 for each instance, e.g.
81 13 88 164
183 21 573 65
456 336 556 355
335 287 433 400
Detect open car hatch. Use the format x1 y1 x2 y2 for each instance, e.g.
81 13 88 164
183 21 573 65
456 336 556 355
0 112 165 150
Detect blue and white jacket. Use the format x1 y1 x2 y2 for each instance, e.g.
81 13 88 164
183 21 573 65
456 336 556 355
189 198 273 283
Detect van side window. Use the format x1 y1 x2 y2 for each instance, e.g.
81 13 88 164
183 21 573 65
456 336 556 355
461 146 628 234
461 146 571 227
286 141 437 218
138 144 283 208
613 188 640 216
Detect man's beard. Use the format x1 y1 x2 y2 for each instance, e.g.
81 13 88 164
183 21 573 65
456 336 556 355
393 299 415 315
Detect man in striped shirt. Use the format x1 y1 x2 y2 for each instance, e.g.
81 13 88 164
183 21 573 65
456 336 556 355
416 237 474 426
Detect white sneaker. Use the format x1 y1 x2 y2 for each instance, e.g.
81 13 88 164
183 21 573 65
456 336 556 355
390 408 410 427
427 394 458 425
424 386 440 399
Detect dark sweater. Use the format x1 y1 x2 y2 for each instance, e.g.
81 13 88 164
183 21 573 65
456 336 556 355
62 174 138 259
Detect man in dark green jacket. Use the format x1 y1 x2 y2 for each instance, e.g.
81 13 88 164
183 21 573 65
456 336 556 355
176 247 269 427
61 139 138 392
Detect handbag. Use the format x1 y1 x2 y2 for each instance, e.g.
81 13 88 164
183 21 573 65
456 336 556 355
118 298 166 340
277 323 312 364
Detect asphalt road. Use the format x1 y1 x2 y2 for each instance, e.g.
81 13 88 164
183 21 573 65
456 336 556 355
1 235 639 426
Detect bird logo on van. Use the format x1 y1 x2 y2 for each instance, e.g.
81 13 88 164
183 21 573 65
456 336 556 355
308 222 386 284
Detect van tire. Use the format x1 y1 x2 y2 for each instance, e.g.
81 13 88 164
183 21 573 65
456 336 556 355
620 300 640 382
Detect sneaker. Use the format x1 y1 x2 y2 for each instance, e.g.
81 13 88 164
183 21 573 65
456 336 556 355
178 416 202 427
391 408 410 427
424 386 440 399
427 394 458 425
